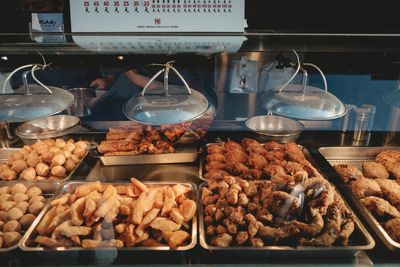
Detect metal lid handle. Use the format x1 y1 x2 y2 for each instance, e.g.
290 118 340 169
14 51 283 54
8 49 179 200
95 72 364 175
141 61 192 96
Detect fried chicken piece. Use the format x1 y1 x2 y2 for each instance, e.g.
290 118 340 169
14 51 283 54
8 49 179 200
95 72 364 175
224 140 244 151
361 196 400 218
289 209 324 237
338 219 355 246
241 138 262 147
384 218 400 243
204 169 230 180
362 162 389 179
149 218 181 232
375 150 400 179
264 141 283 151
34 236 58 248
155 140 175 153
145 128 162 142
162 230 190 248
97 141 137 154
258 225 289 240
249 237 264 247
264 150 286 162
207 144 226 155
270 191 302 218
247 153 268 170
206 153 226 163
285 161 304 175
375 179 400 210
350 178 382 198
225 161 249 176
225 149 247 163
284 142 306 164
205 161 225 171
236 231 249 245
243 169 263 180
212 233 232 247
264 164 286 178
246 145 268 157
270 174 297 190
299 203 342 246
334 164 364 183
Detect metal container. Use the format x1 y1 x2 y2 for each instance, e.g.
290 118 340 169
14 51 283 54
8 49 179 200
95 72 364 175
0 180 62 252
98 144 199 166
20 181 197 252
15 115 80 144
0 148 89 183
245 115 304 143
318 146 400 251
199 181 374 256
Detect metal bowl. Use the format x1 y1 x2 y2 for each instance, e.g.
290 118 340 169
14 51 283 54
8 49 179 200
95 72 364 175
245 115 304 143
15 115 80 144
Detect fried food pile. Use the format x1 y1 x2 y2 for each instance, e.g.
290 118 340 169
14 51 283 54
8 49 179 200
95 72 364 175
334 150 400 243
0 183 45 248
32 179 196 249
0 139 89 181
97 126 177 156
202 141 355 247
204 139 318 181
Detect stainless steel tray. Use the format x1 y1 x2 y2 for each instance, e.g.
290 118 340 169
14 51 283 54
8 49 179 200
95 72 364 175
0 180 62 252
0 148 89 183
318 146 400 251
20 181 197 251
99 145 198 166
199 181 374 255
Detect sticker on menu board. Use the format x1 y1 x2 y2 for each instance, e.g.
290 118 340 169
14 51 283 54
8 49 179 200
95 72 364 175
31 13 63 33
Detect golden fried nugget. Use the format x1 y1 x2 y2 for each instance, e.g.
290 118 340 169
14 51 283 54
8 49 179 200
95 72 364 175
70 197 86 226
37 206 58 236
162 230 190 248
34 236 58 248
149 218 181 232
130 177 149 192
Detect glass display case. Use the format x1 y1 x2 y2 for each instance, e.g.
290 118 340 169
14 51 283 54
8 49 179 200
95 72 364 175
2 1 400 266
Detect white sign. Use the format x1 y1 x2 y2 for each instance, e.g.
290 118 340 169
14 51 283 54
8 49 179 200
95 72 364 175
70 0 245 33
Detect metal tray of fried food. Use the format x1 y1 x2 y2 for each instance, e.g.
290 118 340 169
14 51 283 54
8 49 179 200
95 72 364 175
0 180 62 252
198 180 374 256
318 146 400 251
19 181 197 252
0 148 89 183
98 144 199 166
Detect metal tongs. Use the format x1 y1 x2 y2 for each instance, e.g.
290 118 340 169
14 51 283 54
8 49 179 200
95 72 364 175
141 61 192 96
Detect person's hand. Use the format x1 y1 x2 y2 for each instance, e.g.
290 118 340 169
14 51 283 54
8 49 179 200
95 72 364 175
89 76 114 90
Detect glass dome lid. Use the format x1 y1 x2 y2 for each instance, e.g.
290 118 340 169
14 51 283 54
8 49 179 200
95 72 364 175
259 63 346 120
0 64 75 122
123 61 209 125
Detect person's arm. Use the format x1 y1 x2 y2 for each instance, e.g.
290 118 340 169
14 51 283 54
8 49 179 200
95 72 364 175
125 69 162 90
89 74 116 90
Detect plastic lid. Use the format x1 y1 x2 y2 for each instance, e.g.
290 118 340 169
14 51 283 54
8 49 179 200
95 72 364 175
259 84 346 120
0 85 75 122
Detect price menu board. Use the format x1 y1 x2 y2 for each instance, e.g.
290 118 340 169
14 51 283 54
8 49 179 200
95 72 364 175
70 0 245 32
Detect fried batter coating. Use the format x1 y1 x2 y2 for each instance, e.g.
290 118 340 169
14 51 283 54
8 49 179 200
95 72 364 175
225 149 247 163
361 196 400 218
241 138 262 147
225 162 249 176
206 153 226 163
350 178 382 198
207 144 226 155
247 153 268 170
362 162 389 179
384 218 400 243
375 179 400 210
205 161 225 172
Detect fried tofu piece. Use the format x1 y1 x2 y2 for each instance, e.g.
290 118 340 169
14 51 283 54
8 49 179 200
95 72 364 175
34 236 58 248
179 199 196 221
82 239 124 248
149 218 181 232
51 193 71 207
37 206 58 236
130 189 157 224
162 230 190 248
172 184 191 198
119 224 136 247
47 208 71 235
170 208 184 225
70 197 86 226
136 208 160 237
161 186 175 216
130 177 149 193
75 182 102 199
53 221 92 238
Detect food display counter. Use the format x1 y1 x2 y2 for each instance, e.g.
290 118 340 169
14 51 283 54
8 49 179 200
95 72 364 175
3 1 400 267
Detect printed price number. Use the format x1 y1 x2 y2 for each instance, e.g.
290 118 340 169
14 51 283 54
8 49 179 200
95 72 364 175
133 1 140 6
143 1 150 6
114 1 120 6
123 1 130 6
84 1 90 6
103 1 110 6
